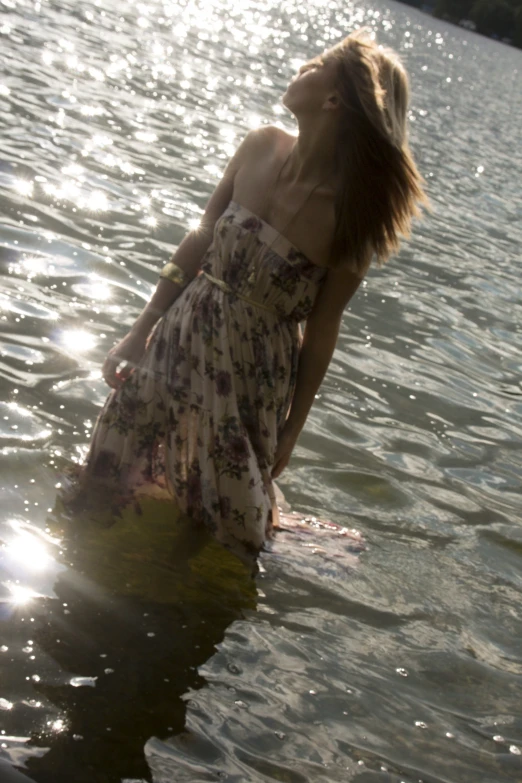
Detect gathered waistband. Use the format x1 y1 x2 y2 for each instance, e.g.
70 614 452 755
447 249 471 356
202 271 281 316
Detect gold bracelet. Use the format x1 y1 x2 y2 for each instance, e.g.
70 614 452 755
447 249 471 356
159 261 191 288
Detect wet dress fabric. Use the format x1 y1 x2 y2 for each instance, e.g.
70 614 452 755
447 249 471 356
65 200 328 561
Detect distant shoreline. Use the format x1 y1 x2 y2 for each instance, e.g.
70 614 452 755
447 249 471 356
395 1 522 50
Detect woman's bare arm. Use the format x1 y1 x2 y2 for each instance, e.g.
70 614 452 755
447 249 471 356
271 262 367 476
128 228 216 339
283 265 366 436
129 129 262 340
102 128 267 387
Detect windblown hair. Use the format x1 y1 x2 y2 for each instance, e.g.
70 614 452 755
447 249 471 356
325 29 429 273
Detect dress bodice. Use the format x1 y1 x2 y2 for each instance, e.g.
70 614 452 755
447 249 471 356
200 201 328 322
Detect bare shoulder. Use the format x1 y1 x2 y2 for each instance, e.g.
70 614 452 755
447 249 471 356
254 123 293 143
201 126 293 227
242 124 294 160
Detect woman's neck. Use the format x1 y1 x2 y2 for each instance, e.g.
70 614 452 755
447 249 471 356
286 118 338 185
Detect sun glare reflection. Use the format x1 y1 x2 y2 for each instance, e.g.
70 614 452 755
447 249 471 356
7 533 50 572
21 256 48 276
6 584 40 605
80 104 105 117
61 329 97 351
42 176 113 212
82 279 112 301
135 131 158 143
86 190 109 212
13 180 34 198
7 402 32 416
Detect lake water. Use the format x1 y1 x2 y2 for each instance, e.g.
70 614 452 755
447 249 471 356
1 0 522 781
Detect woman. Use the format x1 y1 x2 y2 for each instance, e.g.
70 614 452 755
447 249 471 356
63 30 428 565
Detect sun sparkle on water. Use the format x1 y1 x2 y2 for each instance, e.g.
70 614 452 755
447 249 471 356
6 584 40 605
6 533 50 572
60 329 97 351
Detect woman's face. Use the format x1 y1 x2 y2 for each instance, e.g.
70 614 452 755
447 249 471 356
282 55 338 116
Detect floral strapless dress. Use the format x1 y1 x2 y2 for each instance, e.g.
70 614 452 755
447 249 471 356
66 200 328 561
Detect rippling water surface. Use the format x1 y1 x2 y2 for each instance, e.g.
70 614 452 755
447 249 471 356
1 0 522 781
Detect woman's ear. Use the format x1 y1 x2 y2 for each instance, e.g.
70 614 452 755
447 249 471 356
323 93 340 111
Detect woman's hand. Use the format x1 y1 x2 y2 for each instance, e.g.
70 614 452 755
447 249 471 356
271 424 299 479
101 330 148 389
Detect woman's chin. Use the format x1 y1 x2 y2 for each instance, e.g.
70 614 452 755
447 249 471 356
281 93 297 116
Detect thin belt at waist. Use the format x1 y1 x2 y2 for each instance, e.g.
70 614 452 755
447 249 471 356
202 271 281 316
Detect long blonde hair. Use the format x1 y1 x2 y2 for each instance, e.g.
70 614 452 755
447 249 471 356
325 29 429 273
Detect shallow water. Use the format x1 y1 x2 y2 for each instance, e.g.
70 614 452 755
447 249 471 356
1 0 522 781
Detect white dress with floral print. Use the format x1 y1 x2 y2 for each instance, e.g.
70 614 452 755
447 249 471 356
65 200 328 561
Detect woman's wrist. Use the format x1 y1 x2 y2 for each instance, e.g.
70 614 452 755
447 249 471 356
129 309 160 339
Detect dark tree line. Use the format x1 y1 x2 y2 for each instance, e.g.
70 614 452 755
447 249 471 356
397 0 522 47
